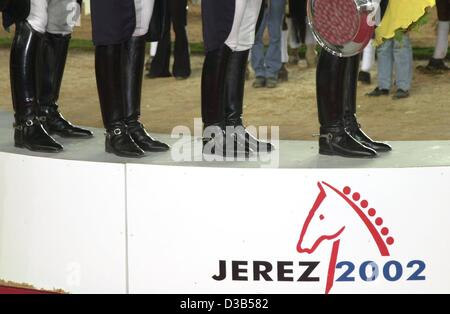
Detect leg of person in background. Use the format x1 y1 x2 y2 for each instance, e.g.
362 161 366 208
358 39 375 85
145 42 158 71
148 1 172 78
287 16 300 65
392 34 412 99
224 0 274 153
279 15 289 82
367 39 393 97
251 3 268 88
304 23 317 67
316 51 377 158
264 0 286 88
171 0 191 79
424 0 449 72
245 51 251 80
287 0 302 65
344 55 392 152
37 0 93 138
304 24 317 68
301 0 317 68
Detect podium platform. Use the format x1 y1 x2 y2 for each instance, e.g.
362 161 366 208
0 111 449 294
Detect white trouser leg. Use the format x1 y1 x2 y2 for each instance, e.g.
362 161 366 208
304 23 316 45
433 21 450 59
150 42 158 57
133 0 156 37
361 39 375 72
225 0 263 51
287 17 301 49
47 0 78 35
281 28 289 63
27 0 49 34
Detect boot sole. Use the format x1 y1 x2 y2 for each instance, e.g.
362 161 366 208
319 148 377 159
15 143 63 153
141 147 170 153
105 147 145 159
51 131 94 139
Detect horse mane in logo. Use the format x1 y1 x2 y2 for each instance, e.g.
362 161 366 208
296 181 395 293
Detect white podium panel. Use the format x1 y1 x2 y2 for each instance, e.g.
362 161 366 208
126 165 450 294
0 153 127 293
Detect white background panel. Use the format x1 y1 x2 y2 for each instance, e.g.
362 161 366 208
0 152 127 293
127 165 450 294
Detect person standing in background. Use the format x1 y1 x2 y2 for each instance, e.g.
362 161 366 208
251 0 286 89
279 14 289 82
421 0 449 72
5 0 93 153
367 0 413 100
358 40 376 84
147 0 191 79
287 0 317 68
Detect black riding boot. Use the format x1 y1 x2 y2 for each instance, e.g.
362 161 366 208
224 49 274 153
317 51 377 158
123 36 169 152
201 45 249 157
36 33 93 138
95 44 144 158
201 45 230 156
344 55 392 153
11 21 62 153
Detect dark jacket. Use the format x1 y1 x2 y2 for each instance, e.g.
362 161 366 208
91 0 167 46
2 0 30 29
2 0 83 29
201 0 236 52
202 0 264 53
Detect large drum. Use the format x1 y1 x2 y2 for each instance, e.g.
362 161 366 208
308 0 377 57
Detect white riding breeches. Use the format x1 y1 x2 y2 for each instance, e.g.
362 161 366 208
27 0 79 35
132 0 155 37
225 0 263 51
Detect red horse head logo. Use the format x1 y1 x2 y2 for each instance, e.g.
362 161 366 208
297 181 395 293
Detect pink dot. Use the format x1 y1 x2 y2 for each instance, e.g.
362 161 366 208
381 227 389 235
375 217 383 226
360 200 368 208
343 187 351 195
386 237 394 245
368 208 376 217
352 193 360 201
319 214 325 220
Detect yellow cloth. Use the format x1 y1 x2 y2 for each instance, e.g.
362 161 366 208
375 0 436 45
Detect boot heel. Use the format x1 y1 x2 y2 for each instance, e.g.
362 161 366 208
318 148 334 156
105 137 113 154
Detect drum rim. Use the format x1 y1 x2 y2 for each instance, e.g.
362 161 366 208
307 0 375 57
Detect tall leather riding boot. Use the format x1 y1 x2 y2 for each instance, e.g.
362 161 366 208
317 51 377 158
36 32 93 138
224 49 274 153
201 45 237 156
343 55 392 153
123 35 169 152
95 43 144 158
10 21 62 153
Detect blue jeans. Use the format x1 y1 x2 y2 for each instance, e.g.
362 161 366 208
251 0 286 79
376 35 413 91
